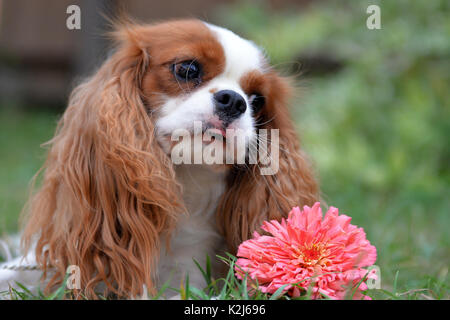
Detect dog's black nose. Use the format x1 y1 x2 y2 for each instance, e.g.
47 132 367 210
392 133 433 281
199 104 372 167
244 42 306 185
214 90 247 119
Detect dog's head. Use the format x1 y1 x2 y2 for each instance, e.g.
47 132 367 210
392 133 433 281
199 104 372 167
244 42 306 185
141 21 258 160
22 19 319 298
127 20 289 167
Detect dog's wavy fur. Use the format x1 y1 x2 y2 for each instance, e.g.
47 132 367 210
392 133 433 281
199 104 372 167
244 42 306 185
21 21 319 299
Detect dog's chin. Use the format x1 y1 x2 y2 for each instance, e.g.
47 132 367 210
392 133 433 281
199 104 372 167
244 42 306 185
157 130 248 173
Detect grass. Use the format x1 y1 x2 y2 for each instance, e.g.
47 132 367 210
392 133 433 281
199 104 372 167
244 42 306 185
2 254 447 300
0 0 449 300
0 106 59 236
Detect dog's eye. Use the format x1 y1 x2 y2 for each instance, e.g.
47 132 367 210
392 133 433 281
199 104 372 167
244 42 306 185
249 93 265 113
172 60 202 83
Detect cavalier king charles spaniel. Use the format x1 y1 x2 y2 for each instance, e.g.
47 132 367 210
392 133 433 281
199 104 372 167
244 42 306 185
0 19 318 299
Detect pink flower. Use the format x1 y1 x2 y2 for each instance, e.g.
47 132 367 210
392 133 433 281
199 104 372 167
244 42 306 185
235 202 377 299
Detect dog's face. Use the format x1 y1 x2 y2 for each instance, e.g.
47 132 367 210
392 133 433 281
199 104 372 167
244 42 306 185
139 21 269 165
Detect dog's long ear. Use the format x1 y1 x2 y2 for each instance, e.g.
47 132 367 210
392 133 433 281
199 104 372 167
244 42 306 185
21 25 182 298
217 72 319 252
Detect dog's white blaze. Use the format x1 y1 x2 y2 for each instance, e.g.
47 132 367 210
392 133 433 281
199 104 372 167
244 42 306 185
205 23 263 80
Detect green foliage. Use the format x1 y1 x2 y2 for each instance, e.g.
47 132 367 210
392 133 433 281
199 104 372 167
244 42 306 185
0 106 58 235
1 273 69 300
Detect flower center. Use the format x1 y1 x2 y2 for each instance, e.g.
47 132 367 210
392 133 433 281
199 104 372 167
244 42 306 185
295 243 330 267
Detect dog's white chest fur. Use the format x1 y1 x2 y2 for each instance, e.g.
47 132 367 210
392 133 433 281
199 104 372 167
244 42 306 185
156 165 227 294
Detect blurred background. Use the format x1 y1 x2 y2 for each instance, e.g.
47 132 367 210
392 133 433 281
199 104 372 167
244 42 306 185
0 0 448 298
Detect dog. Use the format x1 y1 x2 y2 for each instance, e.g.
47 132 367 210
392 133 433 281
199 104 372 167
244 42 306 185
0 19 318 299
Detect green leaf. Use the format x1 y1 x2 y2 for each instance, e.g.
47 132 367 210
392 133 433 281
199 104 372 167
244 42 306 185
269 284 289 300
